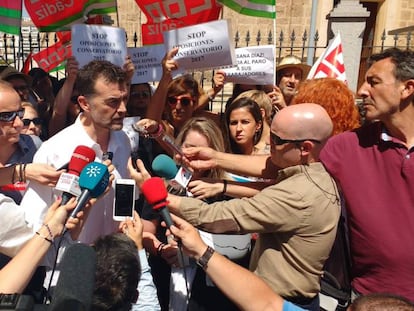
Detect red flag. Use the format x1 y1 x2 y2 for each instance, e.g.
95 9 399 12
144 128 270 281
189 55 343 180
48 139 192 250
56 31 72 43
136 0 222 45
32 42 72 73
22 51 33 74
24 0 116 32
307 32 347 83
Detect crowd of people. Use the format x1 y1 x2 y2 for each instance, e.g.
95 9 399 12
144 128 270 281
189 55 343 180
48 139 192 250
0 44 413 311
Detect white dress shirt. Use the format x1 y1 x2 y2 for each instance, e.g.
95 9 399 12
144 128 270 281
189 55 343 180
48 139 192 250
0 194 34 257
20 114 132 244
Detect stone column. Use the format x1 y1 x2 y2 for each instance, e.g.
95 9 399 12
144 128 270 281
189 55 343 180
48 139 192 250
327 0 370 92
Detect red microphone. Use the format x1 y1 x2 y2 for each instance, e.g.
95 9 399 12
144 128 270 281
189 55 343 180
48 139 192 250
141 177 173 228
55 146 96 205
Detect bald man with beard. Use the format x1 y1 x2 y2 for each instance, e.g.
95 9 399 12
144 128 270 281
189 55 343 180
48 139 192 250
130 104 341 311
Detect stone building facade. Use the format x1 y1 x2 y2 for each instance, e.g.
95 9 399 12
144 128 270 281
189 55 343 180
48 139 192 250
115 0 413 53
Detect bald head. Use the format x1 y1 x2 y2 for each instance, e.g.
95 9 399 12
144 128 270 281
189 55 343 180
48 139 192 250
272 103 333 142
0 80 21 109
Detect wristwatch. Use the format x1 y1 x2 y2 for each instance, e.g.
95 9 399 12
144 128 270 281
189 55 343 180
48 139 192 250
196 246 215 270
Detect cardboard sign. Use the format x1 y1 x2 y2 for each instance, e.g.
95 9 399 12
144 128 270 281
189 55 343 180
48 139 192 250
128 45 166 84
222 45 275 85
163 19 237 71
71 24 127 68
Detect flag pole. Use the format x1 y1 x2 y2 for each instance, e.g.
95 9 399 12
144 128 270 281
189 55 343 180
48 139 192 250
115 0 120 27
273 1 276 86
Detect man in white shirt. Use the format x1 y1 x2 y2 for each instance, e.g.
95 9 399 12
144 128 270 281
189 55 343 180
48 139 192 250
20 60 131 244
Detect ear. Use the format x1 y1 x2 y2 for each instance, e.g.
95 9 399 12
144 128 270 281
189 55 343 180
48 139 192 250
255 120 263 132
77 95 90 113
300 140 313 155
401 79 414 99
260 107 266 119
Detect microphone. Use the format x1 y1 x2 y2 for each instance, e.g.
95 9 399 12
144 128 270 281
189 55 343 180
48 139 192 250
55 146 96 205
151 154 192 196
49 243 96 311
141 177 173 229
69 161 110 219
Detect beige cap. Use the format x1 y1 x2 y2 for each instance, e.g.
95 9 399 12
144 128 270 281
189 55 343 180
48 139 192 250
0 66 32 86
276 55 311 80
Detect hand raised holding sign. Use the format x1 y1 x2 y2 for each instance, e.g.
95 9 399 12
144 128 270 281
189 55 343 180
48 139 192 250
163 47 179 76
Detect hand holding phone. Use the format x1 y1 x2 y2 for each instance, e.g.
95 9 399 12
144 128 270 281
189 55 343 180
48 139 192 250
113 179 135 221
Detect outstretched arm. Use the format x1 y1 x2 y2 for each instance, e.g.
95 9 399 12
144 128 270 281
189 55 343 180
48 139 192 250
49 56 79 137
145 47 179 122
0 198 77 293
169 214 286 311
181 146 277 179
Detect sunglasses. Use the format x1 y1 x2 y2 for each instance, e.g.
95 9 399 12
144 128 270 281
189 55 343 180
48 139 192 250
0 108 25 122
167 95 193 107
22 117 42 126
130 91 150 99
270 132 321 146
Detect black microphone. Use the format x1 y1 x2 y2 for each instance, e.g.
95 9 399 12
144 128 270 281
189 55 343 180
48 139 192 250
49 243 96 311
141 177 173 229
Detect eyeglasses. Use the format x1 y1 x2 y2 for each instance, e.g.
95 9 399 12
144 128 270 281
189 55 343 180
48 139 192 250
167 95 193 107
0 108 25 122
270 132 321 145
130 91 150 99
22 117 42 126
70 95 79 104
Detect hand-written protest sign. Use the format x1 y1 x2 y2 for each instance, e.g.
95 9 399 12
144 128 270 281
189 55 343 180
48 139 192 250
163 19 237 71
71 24 127 68
222 45 275 85
128 45 166 84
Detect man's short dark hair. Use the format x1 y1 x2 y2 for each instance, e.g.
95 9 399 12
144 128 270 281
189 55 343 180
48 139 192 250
350 293 414 311
368 48 414 82
92 233 141 311
75 60 127 97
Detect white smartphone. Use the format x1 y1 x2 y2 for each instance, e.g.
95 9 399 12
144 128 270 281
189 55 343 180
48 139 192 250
113 179 135 221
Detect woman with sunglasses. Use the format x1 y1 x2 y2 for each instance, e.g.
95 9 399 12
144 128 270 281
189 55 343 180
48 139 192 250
144 48 220 154
20 102 42 138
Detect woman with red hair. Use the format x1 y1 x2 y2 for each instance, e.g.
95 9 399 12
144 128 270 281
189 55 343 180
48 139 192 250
291 78 361 135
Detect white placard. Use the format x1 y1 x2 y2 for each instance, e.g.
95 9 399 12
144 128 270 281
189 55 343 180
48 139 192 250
222 45 275 85
128 45 166 84
71 24 127 68
162 19 237 71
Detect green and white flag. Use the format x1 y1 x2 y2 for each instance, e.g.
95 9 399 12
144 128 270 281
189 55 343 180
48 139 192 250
0 0 22 35
218 0 275 19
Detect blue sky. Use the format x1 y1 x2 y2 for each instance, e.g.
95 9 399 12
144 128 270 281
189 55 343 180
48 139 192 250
23 3 28 18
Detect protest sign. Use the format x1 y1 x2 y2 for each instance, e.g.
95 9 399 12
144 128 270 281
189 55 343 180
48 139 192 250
163 19 236 71
222 45 275 85
71 24 127 68
128 45 166 84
